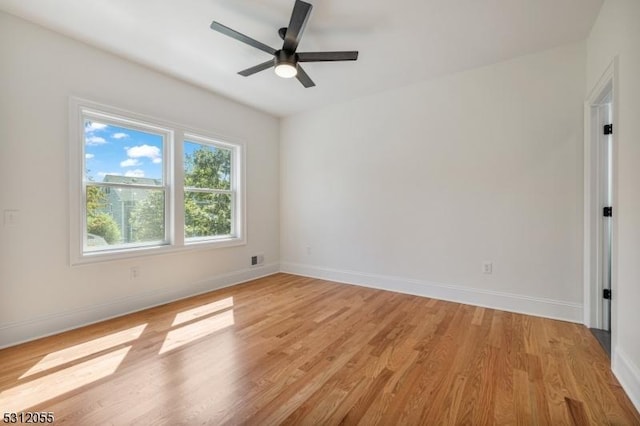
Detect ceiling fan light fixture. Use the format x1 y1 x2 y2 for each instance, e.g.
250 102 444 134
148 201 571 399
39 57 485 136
274 50 298 78
274 63 297 78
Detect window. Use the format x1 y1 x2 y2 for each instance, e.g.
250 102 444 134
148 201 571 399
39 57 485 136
184 137 235 241
84 118 169 252
69 98 245 263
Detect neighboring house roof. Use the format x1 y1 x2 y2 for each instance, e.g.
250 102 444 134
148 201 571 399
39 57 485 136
103 175 161 203
103 175 161 185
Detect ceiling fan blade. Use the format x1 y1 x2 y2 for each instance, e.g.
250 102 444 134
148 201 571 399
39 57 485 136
238 60 275 76
297 51 359 62
296 65 315 88
282 0 312 52
210 21 276 55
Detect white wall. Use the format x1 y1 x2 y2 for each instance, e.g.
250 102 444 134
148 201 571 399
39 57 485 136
281 42 586 321
587 0 640 410
0 12 280 348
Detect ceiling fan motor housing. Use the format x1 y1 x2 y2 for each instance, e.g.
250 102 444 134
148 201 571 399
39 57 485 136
275 50 297 67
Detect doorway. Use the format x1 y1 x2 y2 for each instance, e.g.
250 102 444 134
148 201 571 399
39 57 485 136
584 60 616 358
593 98 612 355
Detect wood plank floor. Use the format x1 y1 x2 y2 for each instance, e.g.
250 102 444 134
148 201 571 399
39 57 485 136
1 273 638 425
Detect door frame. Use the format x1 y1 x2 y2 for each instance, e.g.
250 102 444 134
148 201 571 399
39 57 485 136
583 57 618 342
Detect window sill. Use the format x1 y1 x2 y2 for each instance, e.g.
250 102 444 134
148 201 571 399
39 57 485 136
71 236 246 266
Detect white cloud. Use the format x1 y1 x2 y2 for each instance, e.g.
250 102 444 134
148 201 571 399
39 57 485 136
85 122 108 132
85 153 95 159
86 136 106 146
126 144 161 162
152 158 162 164
120 158 141 167
125 169 145 178
112 132 129 139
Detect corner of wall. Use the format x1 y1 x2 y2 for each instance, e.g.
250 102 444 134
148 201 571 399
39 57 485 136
613 348 640 412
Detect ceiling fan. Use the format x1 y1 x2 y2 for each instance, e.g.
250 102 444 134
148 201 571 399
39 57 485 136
210 0 358 88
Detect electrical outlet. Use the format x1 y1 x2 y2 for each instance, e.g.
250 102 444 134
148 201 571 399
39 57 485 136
130 266 140 279
482 261 493 274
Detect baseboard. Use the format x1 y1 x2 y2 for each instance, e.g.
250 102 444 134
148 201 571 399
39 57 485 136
0 263 279 349
280 262 583 323
1 261 585 349
613 348 640 412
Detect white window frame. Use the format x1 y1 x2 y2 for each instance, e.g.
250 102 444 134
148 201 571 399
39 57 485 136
82 110 172 253
183 134 240 245
69 97 246 265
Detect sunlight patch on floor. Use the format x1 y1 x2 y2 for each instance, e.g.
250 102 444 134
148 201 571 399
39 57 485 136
20 324 147 379
171 297 234 327
160 309 235 354
0 346 131 413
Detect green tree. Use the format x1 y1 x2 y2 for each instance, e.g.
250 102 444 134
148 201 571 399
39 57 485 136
184 147 231 190
184 192 231 237
86 185 104 214
129 192 165 242
86 184 121 244
87 212 121 244
184 146 232 237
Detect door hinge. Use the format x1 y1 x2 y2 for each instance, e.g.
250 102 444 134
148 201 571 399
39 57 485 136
603 289 612 300
604 124 613 135
603 206 613 217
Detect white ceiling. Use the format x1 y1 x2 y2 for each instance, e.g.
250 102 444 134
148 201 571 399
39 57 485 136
1 0 602 117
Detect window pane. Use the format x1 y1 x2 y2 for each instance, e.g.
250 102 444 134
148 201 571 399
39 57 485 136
86 184 166 250
184 141 231 190
84 120 164 184
185 192 232 239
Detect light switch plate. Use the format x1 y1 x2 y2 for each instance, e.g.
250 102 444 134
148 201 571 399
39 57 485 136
3 210 19 226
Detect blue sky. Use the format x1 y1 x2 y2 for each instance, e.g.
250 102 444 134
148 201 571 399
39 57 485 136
84 120 164 182
84 120 217 183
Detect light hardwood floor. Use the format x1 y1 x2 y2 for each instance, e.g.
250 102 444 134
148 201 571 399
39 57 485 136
1 273 638 425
